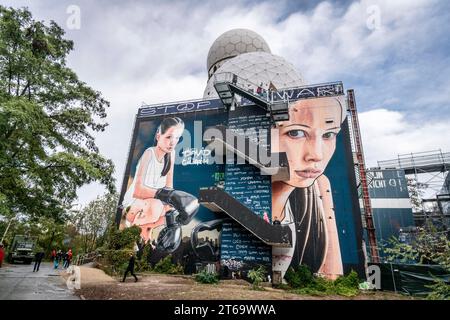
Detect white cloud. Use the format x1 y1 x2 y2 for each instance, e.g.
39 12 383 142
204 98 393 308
359 109 450 167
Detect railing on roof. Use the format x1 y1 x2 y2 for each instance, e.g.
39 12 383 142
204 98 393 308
378 150 450 173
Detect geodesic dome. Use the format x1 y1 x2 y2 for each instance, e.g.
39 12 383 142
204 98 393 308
207 29 271 79
203 51 305 99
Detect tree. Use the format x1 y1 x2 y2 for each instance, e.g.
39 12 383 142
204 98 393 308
0 214 66 256
72 192 118 253
0 6 115 221
407 177 424 213
383 224 450 270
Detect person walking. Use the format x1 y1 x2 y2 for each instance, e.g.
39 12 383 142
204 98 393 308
56 249 62 269
122 252 138 283
51 248 56 268
52 249 59 269
62 251 67 268
0 243 5 268
33 250 44 272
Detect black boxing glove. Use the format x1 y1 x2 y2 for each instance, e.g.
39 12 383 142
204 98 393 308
155 188 200 225
156 210 182 253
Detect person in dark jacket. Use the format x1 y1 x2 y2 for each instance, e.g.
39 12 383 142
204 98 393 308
122 252 138 282
0 244 5 268
62 251 67 268
64 249 73 268
33 251 45 272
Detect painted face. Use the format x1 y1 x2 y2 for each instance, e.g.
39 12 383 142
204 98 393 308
157 124 184 153
272 97 342 188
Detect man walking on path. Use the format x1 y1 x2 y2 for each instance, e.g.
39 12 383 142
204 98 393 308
122 252 138 283
33 250 45 272
52 249 59 269
64 249 72 268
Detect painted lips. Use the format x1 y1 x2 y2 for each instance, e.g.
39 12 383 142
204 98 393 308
295 169 322 179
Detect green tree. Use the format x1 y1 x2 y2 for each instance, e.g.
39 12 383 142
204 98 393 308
0 6 114 222
383 224 450 270
407 177 424 213
0 214 66 257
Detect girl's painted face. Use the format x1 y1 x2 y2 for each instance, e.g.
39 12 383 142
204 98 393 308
157 124 184 153
272 97 342 188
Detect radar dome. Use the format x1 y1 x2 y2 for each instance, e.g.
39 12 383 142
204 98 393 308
203 51 304 99
207 29 271 79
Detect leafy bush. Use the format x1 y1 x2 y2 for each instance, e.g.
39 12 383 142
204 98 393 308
97 249 134 276
194 270 219 284
273 283 291 290
284 265 314 288
248 266 266 290
334 270 360 295
153 254 184 274
94 223 142 276
135 244 153 272
286 268 360 297
426 278 450 300
105 225 141 250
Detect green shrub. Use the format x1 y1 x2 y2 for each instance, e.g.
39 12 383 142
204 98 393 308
87 223 142 277
153 254 184 274
194 270 219 284
106 225 141 250
426 278 450 300
334 270 360 297
335 285 359 297
311 276 334 293
97 249 134 276
284 265 314 288
285 269 360 297
248 265 266 290
135 243 153 272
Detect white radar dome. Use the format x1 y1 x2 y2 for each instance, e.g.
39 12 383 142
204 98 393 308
203 51 305 99
207 29 271 79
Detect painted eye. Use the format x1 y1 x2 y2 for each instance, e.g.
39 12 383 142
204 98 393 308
287 130 306 138
323 132 337 140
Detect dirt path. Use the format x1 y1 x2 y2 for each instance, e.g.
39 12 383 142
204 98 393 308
70 268 415 300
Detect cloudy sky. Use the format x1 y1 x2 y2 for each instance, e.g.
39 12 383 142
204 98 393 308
2 0 449 205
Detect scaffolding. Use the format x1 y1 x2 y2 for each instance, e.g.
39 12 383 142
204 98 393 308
378 150 450 175
378 150 450 228
347 89 380 263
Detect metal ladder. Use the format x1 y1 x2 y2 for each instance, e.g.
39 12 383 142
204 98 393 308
347 89 379 263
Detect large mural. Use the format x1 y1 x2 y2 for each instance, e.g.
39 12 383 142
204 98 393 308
117 82 365 279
